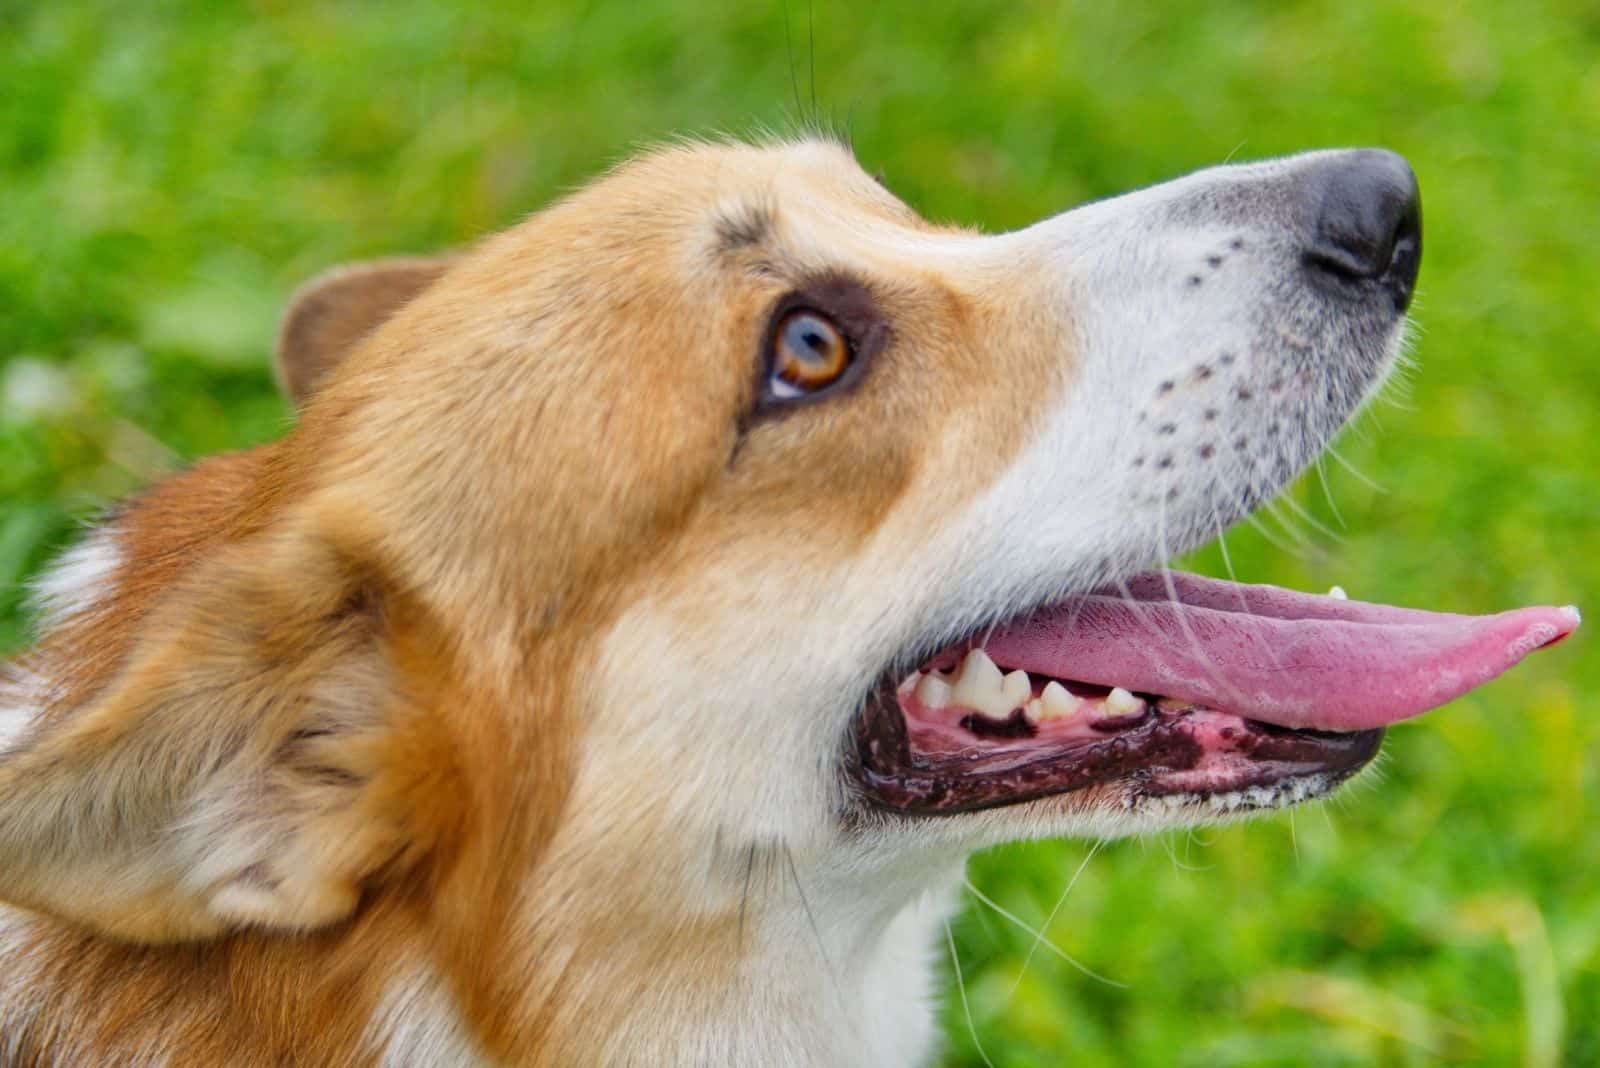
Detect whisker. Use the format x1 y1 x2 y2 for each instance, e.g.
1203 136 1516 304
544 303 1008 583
1277 491 1342 545
807 0 817 120
978 618 1000 650
1159 830 1210 873
1261 498 1314 548
784 843 852 1029
1158 501 1239 702
737 841 757 946
781 0 803 119
945 920 996 1068
1211 515 1292 677
1314 456 1346 529
1113 576 1171 656
1006 839 1104 1001
1213 526 1254 613
1326 444 1387 494
1243 509 1304 557
963 877 1126 988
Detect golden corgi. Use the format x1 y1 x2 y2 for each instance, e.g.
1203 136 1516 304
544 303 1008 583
0 137 1578 1065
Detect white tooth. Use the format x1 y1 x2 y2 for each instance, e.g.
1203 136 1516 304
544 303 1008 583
898 672 921 696
915 674 952 710
1024 698 1043 722
950 649 1011 717
1038 680 1078 719
1001 670 1032 710
1327 585 1348 600
1103 686 1144 718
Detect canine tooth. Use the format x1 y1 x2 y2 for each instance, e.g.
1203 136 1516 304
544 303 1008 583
1038 680 1078 719
1327 585 1348 600
950 649 1011 717
897 672 921 696
1103 686 1144 718
1001 670 1032 710
915 674 952 710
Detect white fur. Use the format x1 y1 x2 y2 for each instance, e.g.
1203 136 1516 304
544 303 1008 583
0 667 43 756
0 528 119 761
0 908 43 1065
367 964 490 1068
555 853 965 1067
29 526 122 632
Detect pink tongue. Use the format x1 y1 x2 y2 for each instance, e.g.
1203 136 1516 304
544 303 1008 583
981 571 1579 731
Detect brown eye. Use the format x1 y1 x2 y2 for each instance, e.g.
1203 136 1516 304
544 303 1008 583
770 309 852 399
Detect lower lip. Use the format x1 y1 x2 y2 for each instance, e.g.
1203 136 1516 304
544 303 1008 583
851 693 1383 815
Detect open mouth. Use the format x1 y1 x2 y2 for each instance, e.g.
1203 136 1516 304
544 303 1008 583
849 572 1578 816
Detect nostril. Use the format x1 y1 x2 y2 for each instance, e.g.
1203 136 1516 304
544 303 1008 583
1303 149 1422 308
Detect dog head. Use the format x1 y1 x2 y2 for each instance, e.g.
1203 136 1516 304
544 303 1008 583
0 138 1573 1061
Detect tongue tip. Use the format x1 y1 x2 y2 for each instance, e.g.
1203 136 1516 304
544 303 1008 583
1354 603 1580 732
1511 603 1582 656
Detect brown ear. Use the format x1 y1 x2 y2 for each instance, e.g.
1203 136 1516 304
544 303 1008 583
275 256 456 407
0 522 458 943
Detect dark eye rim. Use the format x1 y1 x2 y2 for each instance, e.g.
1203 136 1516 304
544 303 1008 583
753 276 888 417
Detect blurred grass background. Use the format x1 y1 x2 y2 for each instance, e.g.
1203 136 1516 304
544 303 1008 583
2 1 1596 1064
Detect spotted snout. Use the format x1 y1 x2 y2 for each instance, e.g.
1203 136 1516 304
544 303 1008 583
936 149 1424 618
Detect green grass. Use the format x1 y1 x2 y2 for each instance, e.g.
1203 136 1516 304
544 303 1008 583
3 2 1596 1063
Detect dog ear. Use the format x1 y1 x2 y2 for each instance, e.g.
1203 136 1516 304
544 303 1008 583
0 520 459 944
275 257 455 407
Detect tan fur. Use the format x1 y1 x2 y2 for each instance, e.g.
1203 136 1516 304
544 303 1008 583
0 138 1080 1064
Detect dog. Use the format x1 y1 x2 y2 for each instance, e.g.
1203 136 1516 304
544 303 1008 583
0 137 1577 1065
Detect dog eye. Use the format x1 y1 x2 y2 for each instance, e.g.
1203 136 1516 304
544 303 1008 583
768 309 852 400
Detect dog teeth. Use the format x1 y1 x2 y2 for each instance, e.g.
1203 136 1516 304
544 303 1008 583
1036 680 1079 720
908 654 1149 725
949 649 1016 718
914 673 953 710
1001 670 1032 709
1101 686 1144 718
1327 585 1348 600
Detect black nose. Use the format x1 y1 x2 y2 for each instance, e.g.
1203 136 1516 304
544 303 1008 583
1303 149 1422 311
